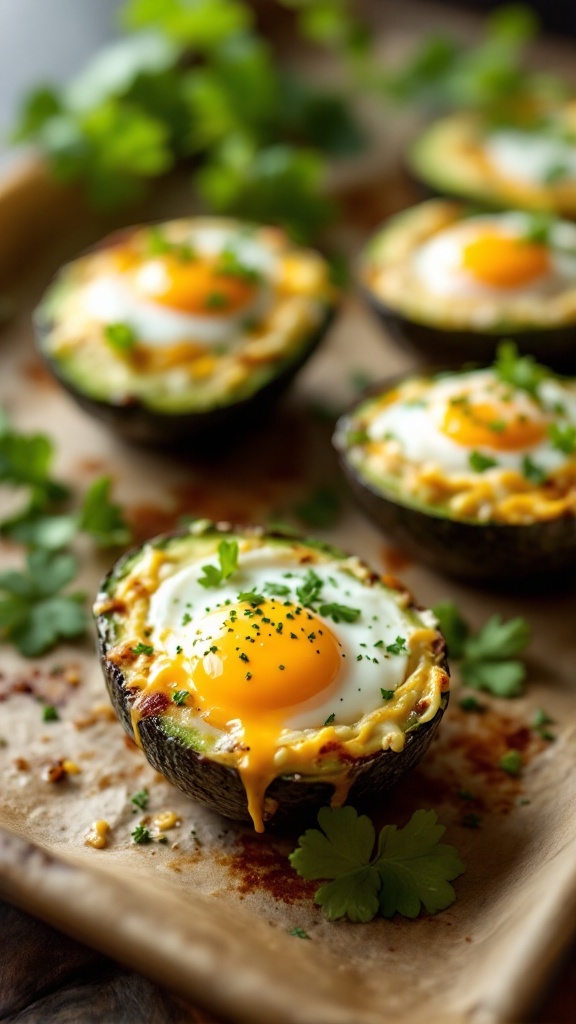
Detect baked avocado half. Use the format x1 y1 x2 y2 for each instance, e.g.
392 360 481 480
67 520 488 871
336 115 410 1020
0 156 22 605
35 219 337 444
94 521 449 832
408 109 576 217
360 199 576 370
333 345 576 583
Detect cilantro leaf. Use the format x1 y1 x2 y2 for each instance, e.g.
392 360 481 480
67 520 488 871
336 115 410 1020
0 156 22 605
433 602 530 698
494 341 547 399
198 538 239 587
290 806 464 923
79 476 132 547
0 426 69 526
2 512 78 550
0 549 86 656
376 809 464 918
319 602 360 624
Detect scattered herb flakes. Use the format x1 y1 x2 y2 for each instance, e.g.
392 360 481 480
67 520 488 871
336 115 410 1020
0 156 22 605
172 690 189 706
532 708 555 741
433 602 530 698
461 813 482 830
198 539 239 588
380 688 395 701
131 825 153 845
289 927 310 940
319 602 360 624
296 569 323 609
499 749 523 776
469 450 499 473
290 806 464 923
548 423 576 454
294 487 342 529
386 636 407 655
459 696 485 713
132 642 154 656
104 322 137 353
42 704 60 722
324 713 335 726
130 789 149 812
263 582 290 597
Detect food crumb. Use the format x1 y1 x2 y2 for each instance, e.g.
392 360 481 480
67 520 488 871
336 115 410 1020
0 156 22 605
154 810 179 832
85 820 110 849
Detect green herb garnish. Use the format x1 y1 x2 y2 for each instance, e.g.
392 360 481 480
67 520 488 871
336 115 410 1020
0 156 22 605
290 806 464 923
499 749 523 775
172 689 189 705
104 322 137 353
42 704 60 722
296 569 323 608
289 927 310 940
494 341 547 399
0 550 86 656
238 590 265 606
380 688 394 701
319 602 360 624
386 636 407 655
131 825 153 845
324 713 335 726
548 423 576 454
263 582 291 597
433 601 530 698
130 789 149 812
132 642 154 656
294 487 342 529
522 456 546 485
469 450 499 473
198 539 239 588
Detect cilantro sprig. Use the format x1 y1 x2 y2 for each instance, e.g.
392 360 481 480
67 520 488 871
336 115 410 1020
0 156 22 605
433 601 530 698
198 539 239 588
0 550 87 657
290 806 464 923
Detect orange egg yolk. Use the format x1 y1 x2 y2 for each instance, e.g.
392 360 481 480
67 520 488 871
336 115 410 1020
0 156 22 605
126 253 258 315
442 399 546 451
461 232 550 289
153 598 342 831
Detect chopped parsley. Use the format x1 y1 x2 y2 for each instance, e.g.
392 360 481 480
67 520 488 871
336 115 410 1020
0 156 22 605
131 825 153 845
205 291 230 310
42 704 59 722
380 688 394 701
198 539 239 588
521 455 546 485
263 582 291 596
130 789 149 812
386 636 407 655
290 806 464 923
469 450 499 473
494 341 547 399
324 712 335 725
0 549 87 657
289 927 310 940
318 602 360 624
216 246 260 283
132 642 154 656
172 690 189 706
145 226 195 262
296 569 323 608
548 422 576 454
104 322 137 353
238 590 265 606
499 749 523 776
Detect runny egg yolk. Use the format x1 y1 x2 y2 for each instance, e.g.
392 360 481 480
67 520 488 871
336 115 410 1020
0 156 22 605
461 231 550 289
442 399 546 451
123 252 258 316
156 598 342 831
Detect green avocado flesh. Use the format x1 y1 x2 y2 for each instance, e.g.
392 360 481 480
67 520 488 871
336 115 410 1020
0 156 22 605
95 522 448 830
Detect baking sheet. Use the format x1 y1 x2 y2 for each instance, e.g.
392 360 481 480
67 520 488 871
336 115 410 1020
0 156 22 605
1 6 576 1021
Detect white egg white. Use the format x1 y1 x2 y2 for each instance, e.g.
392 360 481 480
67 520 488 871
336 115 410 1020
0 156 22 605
82 225 278 349
147 545 416 731
484 130 576 188
367 370 576 479
411 213 576 299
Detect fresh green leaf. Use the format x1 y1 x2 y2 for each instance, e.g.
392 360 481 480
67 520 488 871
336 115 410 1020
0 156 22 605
463 613 531 662
386 636 407 656
318 602 360 624
289 927 310 939
460 658 526 698
198 538 239 588
499 749 523 775
469 450 499 473
42 704 60 722
132 642 154 656
172 689 189 705
238 590 265 606
263 582 291 597
123 0 253 50
132 824 153 844
2 513 78 550
432 601 469 659
104 322 138 353
324 712 335 726
130 789 149 811
522 455 547 485
294 487 342 529
296 568 323 608
494 341 547 399
548 423 576 454
290 806 464 923
79 476 132 547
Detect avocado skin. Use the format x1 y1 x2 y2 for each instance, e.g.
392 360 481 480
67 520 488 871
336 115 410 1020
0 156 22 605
98 639 447 828
336 438 576 585
363 288 576 373
35 309 334 446
95 525 449 829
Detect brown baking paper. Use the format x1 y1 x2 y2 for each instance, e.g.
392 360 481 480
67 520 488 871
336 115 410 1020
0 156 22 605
1 16 576 1018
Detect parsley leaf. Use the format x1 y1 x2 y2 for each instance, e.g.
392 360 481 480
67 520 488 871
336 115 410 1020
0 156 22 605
296 568 323 608
132 642 154 656
172 689 189 705
433 601 530 698
386 636 408 655
290 806 464 923
263 581 291 597
469 450 499 473
198 538 239 588
548 423 576 454
238 590 265 606
79 476 132 547
319 602 360 624
131 824 153 844
494 341 547 399
522 455 547 485
0 550 86 656
130 789 149 811
104 322 137 353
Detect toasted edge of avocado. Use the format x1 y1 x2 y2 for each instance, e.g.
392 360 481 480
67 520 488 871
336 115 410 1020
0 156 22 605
95 522 449 828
